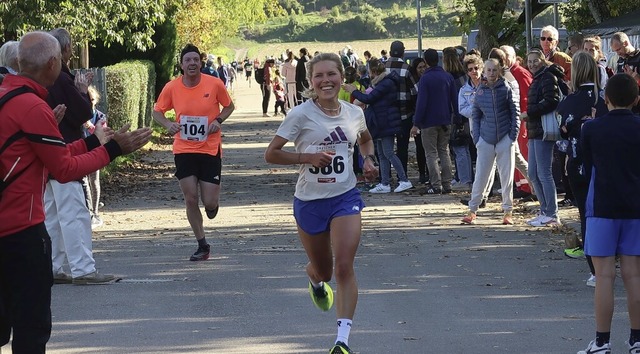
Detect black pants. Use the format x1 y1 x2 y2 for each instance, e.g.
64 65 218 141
566 159 595 275
0 223 52 353
414 132 427 178
396 118 413 175
274 99 285 114
261 84 271 114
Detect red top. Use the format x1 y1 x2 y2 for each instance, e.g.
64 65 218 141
0 74 113 237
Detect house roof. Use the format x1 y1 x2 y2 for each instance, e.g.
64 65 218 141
582 9 640 36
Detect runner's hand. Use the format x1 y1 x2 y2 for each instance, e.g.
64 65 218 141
167 122 181 135
112 124 152 155
310 152 334 168
208 121 221 134
362 159 379 182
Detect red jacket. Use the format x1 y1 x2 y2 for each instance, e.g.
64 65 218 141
0 74 120 237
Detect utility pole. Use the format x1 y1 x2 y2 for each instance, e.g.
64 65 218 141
525 0 532 52
416 0 423 56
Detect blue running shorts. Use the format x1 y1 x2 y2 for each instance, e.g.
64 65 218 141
585 217 640 256
293 188 365 235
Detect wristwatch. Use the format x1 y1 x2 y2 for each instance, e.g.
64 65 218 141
215 116 223 124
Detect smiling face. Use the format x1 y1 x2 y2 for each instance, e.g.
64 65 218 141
310 60 343 102
527 53 544 74
416 61 427 77
181 52 202 78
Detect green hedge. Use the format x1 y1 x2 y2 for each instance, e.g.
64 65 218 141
104 60 156 130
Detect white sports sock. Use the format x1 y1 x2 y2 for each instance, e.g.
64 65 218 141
336 318 352 345
310 280 323 289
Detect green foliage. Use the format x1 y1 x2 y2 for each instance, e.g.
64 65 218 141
104 61 156 130
89 15 178 100
0 0 180 50
561 0 640 32
331 6 341 17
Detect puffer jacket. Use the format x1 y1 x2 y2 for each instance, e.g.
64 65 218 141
471 77 519 145
351 71 401 139
526 64 564 140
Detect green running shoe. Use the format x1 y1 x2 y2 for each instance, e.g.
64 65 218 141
330 341 354 354
308 281 334 311
564 247 585 259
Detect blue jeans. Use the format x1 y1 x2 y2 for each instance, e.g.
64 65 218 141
376 136 408 185
452 144 473 185
528 139 558 218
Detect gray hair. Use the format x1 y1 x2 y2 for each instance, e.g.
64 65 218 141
18 31 61 73
500 45 516 62
49 28 72 50
0 41 19 72
540 25 559 40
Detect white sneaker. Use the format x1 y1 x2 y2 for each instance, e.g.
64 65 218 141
629 341 640 354
369 183 391 194
530 215 561 227
394 181 413 193
586 274 596 288
577 340 611 354
526 215 542 225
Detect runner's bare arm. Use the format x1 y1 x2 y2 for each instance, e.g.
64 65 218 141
357 129 379 181
209 101 236 134
153 110 180 135
265 135 332 168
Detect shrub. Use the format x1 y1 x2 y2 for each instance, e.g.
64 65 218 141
105 61 156 130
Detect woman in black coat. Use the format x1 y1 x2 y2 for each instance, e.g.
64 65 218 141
520 49 566 227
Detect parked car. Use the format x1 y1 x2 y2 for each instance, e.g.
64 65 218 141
402 49 443 67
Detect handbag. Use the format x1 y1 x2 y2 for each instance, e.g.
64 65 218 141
542 110 562 141
542 89 564 141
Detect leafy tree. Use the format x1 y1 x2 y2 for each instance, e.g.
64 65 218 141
175 0 282 50
561 0 640 31
0 0 180 51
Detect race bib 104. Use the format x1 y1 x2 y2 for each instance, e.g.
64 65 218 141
180 115 208 141
303 142 349 184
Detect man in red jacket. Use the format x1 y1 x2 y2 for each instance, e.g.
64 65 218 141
0 31 151 353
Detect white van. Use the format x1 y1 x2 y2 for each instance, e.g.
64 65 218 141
464 28 569 52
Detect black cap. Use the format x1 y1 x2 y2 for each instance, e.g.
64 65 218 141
390 40 405 57
180 44 201 63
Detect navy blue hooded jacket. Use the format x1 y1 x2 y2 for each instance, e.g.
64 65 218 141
351 71 401 139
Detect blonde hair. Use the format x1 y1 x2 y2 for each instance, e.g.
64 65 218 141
302 52 344 100
571 52 600 105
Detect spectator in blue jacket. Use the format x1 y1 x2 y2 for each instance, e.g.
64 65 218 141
461 59 519 225
410 49 457 194
345 59 412 194
578 73 640 354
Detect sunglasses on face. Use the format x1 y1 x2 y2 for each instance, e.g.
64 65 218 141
540 36 555 42
467 66 480 72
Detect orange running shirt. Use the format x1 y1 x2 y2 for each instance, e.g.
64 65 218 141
154 75 232 156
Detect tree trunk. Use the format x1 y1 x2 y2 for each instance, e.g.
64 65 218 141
586 0 610 23
474 0 508 58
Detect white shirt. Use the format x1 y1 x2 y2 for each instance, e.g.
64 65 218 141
275 100 366 201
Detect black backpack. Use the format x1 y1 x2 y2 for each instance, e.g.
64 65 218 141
0 86 36 200
255 67 265 85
